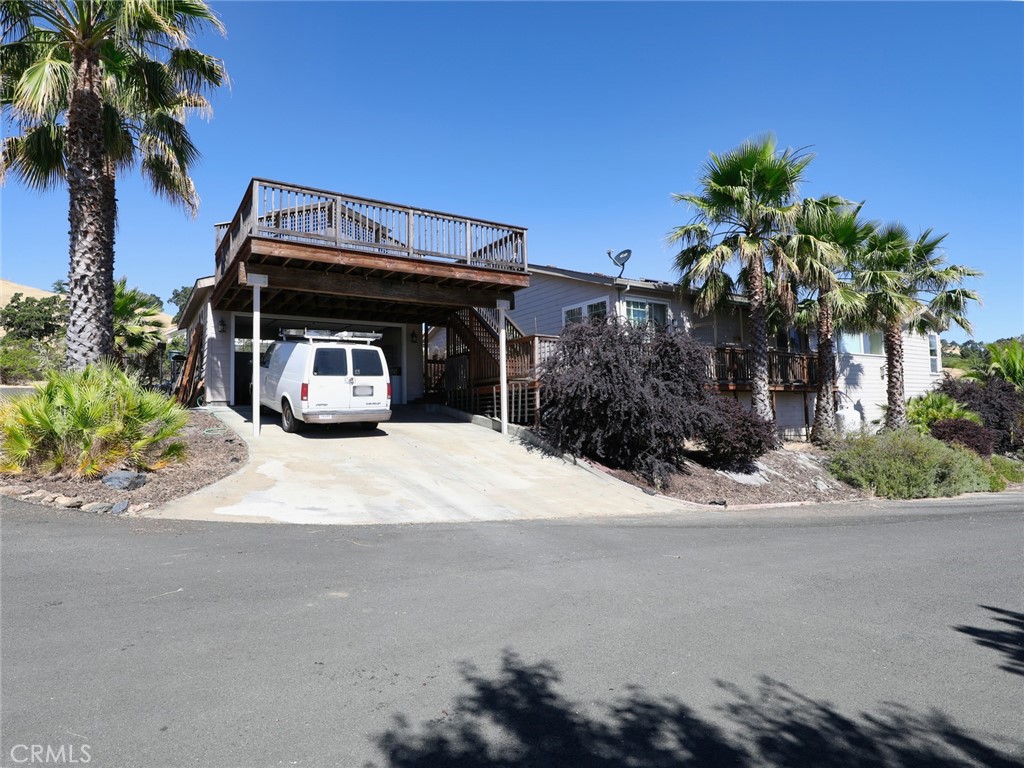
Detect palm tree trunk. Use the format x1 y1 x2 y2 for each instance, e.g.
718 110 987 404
747 257 776 433
101 159 117 354
883 320 907 430
810 294 837 445
64 49 114 369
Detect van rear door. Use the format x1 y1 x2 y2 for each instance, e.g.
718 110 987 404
350 347 389 411
305 346 351 417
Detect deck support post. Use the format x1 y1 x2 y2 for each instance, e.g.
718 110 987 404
498 300 509 436
248 273 269 437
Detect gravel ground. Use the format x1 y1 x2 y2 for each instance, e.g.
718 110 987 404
0 409 247 509
609 444 868 506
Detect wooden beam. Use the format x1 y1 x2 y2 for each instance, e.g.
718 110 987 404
211 259 240 309
249 237 530 288
243 264 515 308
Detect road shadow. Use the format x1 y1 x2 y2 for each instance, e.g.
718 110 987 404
367 650 1023 768
954 605 1024 678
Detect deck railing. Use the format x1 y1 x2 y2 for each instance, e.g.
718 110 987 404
215 179 527 281
714 347 818 387
507 335 559 379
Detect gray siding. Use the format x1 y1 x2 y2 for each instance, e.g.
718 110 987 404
511 274 616 335
511 272 695 334
837 330 941 428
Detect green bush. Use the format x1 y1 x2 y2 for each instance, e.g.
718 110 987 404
906 391 981 433
829 429 989 499
0 362 188 477
0 337 44 383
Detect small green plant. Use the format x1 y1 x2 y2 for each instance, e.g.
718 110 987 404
829 429 989 499
906 391 981 433
977 454 1024 492
0 362 187 477
989 455 1024 485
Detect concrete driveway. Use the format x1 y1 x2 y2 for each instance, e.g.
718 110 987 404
150 406 699 525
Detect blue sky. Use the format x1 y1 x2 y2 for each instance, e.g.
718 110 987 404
2 1 1022 343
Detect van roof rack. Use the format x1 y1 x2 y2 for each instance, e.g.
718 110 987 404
278 328 382 344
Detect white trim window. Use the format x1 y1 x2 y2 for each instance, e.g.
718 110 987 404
562 298 609 326
838 331 884 356
929 334 941 374
625 299 668 327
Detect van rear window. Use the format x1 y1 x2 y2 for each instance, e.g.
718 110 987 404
352 348 385 376
313 349 348 376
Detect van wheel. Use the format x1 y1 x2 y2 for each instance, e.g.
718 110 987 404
281 401 300 433
359 422 378 431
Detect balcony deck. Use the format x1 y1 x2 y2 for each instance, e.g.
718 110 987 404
713 347 818 391
211 179 529 324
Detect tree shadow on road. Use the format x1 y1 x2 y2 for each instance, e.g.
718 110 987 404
367 650 1023 768
954 605 1024 678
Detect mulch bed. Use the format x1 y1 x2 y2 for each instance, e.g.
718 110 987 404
0 409 247 511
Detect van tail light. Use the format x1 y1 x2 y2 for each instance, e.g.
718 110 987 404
300 383 308 402
387 382 392 400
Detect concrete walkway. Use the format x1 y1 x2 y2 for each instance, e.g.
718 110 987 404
149 405 702 525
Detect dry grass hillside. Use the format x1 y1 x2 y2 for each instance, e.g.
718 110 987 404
0 278 176 337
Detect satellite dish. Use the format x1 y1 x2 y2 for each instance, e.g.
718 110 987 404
607 248 632 278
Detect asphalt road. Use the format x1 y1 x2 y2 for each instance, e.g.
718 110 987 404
2 495 1022 767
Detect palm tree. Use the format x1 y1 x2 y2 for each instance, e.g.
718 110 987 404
789 198 871 444
853 224 980 430
0 1 224 369
967 338 1024 390
112 276 165 364
669 134 815 428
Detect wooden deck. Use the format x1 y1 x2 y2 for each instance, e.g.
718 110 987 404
212 179 529 323
713 347 818 391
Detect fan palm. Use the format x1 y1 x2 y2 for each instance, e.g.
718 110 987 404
966 339 1024 390
112 276 165 363
789 198 871 444
669 134 815 429
852 224 980 430
0 1 224 369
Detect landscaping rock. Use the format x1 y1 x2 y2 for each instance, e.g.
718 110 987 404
127 503 151 516
110 500 130 516
101 471 148 491
81 502 113 514
717 469 769 486
0 485 31 498
54 496 84 509
21 490 50 502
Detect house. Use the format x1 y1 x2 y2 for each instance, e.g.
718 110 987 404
176 178 529 420
177 179 941 438
507 265 943 437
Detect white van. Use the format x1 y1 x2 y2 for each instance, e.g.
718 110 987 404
258 329 392 432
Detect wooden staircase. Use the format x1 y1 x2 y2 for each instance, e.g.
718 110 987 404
442 307 554 426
